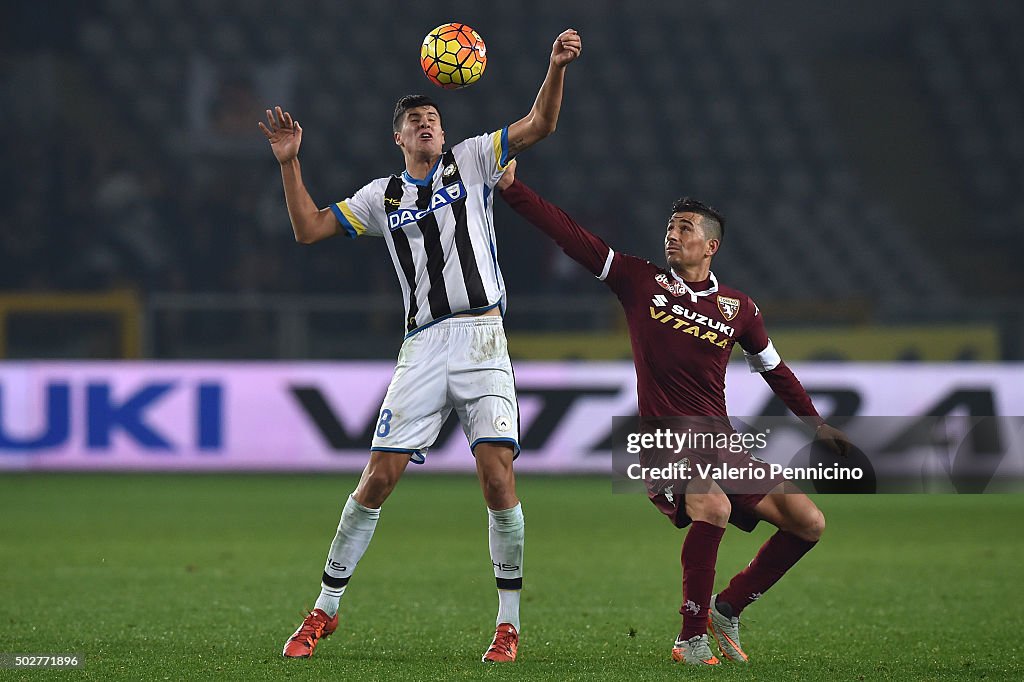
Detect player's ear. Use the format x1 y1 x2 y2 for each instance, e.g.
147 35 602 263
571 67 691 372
706 239 720 257
394 130 403 147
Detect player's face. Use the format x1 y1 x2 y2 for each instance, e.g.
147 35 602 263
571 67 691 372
665 212 716 270
394 106 445 158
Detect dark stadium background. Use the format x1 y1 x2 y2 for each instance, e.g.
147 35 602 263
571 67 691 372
2 1 1023 680
2 0 1021 360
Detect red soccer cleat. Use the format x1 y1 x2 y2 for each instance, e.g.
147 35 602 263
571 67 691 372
282 609 338 658
481 622 519 662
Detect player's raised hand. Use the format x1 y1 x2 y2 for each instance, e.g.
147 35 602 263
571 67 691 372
550 29 582 67
258 106 303 164
814 423 853 457
496 159 517 191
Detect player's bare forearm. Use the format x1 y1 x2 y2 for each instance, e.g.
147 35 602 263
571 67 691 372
506 29 581 156
508 65 566 155
260 106 339 243
279 158 338 244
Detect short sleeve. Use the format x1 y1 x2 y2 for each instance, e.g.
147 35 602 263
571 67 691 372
455 128 511 188
330 181 384 238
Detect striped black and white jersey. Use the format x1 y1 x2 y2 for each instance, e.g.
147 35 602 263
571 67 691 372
330 128 512 337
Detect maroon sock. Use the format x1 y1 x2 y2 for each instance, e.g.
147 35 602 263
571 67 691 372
678 521 726 641
717 530 817 616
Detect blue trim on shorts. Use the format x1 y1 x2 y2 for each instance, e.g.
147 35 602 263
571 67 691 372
403 301 502 339
471 437 521 459
372 446 426 465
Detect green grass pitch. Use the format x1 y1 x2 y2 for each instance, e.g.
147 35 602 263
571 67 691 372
1 474 1022 680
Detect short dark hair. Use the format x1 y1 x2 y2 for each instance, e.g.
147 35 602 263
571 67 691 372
671 197 725 242
392 95 442 132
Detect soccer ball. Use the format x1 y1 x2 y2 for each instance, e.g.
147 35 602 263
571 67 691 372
420 23 487 90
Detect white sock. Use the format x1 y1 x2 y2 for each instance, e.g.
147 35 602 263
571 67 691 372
314 495 380 617
497 589 521 631
314 585 346 615
488 503 524 630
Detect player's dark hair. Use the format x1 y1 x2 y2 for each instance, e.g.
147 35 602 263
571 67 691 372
671 197 726 242
393 95 442 132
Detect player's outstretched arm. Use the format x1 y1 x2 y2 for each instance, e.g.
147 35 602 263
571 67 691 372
505 29 582 158
498 161 613 278
259 106 340 244
761 365 851 455
739 314 853 456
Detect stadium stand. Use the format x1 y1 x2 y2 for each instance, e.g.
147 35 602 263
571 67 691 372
1 0 1021 357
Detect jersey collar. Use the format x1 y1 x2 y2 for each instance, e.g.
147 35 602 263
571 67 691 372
402 154 443 186
670 270 719 303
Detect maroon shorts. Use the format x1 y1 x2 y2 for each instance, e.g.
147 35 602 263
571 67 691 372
642 448 785 533
649 490 768 532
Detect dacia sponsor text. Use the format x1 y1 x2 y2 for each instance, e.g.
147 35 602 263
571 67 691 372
387 181 466 231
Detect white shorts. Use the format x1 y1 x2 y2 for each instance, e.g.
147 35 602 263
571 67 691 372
370 315 520 464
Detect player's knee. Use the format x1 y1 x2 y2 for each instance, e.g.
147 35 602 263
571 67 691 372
707 495 732 527
480 474 517 509
356 464 404 507
805 508 826 541
686 492 731 527
794 506 825 542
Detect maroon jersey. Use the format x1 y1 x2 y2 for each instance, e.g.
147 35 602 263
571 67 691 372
502 179 822 421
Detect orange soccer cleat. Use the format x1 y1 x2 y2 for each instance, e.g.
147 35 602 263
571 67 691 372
671 634 721 666
481 622 519 662
282 609 338 658
708 594 748 662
